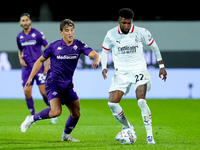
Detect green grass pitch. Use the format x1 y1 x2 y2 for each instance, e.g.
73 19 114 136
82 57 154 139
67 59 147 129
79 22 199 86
0 99 200 150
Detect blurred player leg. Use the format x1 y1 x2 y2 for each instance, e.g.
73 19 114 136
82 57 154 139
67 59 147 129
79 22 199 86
24 85 35 115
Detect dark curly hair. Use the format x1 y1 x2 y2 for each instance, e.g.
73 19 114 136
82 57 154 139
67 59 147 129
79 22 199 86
119 8 134 19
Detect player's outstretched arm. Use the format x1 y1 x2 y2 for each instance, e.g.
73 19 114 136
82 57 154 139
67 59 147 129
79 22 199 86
88 50 100 68
24 56 46 89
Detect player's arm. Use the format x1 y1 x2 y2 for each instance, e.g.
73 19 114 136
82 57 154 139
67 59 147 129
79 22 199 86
43 58 50 75
101 49 109 80
88 50 100 68
43 44 50 75
149 41 167 81
18 49 27 67
25 56 47 89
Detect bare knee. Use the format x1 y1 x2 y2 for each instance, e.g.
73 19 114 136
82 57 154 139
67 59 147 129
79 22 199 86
50 108 62 117
49 98 62 117
136 84 147 100
109 91 124 103
71 111 80 119
24 89 32 98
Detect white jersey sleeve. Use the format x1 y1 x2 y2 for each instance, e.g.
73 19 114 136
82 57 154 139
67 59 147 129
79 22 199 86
141 28 162 61
102 32 112 50
141 29 154 46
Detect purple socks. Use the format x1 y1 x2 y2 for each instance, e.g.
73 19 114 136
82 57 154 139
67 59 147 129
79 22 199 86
26 97 35 115
64 115 79 134
33 108 51 121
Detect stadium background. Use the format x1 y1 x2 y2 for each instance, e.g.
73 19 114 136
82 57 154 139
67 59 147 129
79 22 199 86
0 2 200 99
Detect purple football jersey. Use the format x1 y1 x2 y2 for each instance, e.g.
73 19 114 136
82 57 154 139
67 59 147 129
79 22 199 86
16 28 48 64
43 39 93 88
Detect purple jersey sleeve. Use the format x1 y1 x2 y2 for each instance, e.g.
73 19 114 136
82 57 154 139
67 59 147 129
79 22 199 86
16 36 22 50
37 31 48 47
43 44 53 59
79 41 93 56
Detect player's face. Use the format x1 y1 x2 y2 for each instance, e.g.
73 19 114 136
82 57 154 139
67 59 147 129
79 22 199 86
20 16 31 30
60 25 74 44
118 18 132 34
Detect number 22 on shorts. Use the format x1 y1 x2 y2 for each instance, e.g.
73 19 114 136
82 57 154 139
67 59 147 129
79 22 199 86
135 74 144 82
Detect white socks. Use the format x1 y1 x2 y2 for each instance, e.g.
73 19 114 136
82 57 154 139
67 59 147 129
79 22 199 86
108 99 153 137
138 99 153 136
108 102 132 129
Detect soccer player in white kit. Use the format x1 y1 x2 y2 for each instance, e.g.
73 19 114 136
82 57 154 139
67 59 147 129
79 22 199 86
101 8 167 144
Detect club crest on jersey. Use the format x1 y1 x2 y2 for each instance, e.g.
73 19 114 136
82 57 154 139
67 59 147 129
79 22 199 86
135 35 139 43
31 33 36 38
52 91 57 96
73 45 78 50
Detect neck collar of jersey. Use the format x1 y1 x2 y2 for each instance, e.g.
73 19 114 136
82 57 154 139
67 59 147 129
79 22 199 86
61 38 75 46
118 24 134 34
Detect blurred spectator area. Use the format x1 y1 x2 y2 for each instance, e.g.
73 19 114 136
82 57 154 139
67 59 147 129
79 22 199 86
1 2 199 21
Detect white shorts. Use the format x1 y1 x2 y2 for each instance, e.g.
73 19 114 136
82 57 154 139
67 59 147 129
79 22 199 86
109 69 151 95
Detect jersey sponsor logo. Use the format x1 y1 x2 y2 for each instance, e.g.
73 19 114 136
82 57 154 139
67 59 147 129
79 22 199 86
57 54 78 59
118 45 138 54
21 40 36 46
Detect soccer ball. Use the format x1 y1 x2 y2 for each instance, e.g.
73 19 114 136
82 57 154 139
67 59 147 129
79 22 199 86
119 128 137 144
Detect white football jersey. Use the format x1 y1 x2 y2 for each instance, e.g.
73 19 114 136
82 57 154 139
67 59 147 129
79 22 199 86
102 24 154 71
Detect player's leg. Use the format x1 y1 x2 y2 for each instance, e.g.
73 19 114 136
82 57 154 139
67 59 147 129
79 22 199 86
136 84 155 144
24 85 35 115
20 98 62 133
36 69 49 107
108 90 132 128
38 84 58 124
38 84 49 106
108 90 133 140
22 66 35 115
62 99 80 142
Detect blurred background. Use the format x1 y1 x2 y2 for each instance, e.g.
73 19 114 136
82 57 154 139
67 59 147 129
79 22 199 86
0 2 200 99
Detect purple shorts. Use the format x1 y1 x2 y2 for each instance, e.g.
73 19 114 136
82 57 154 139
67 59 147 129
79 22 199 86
22 65 45 87
45 80 79 105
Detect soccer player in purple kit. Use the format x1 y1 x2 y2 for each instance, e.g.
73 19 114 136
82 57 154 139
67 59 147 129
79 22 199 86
16 13 57 124
20 19 100 142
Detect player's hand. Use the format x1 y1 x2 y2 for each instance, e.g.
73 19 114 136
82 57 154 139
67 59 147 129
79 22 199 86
24 78 32 91
92 62 99 68
20 59 27 67
159 68 167 82
102 69 108 80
